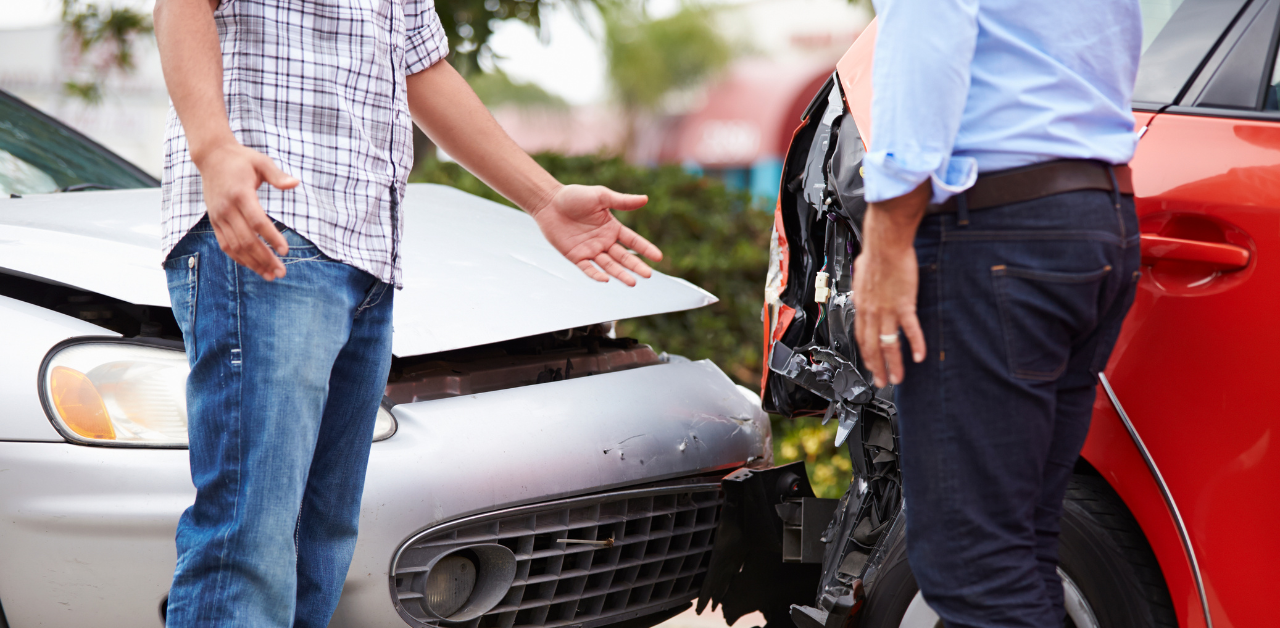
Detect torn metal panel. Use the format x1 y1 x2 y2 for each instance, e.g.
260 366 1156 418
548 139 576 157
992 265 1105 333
763 74 876 426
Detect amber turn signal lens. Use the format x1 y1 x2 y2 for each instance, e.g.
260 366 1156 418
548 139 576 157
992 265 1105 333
50 366 115 440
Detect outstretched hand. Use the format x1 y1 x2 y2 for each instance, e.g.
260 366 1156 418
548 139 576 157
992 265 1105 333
531 184 664 286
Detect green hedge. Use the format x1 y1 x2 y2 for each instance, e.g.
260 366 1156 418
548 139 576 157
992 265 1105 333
410 153 851 497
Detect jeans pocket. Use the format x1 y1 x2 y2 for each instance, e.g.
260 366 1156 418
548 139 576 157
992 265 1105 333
992 264 1112 381
164 252 200 351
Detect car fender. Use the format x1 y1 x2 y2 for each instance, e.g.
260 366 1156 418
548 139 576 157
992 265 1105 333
1080 382 1206 628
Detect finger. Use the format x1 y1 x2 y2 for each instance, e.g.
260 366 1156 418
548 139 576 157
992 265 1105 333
214 208 274 280
880 318 905 386
576 260 609 283
601 189 648 211
617 225 663 262
856 309 886 388
241 198 289 257
257 155 300 190
595 252 638 287
900 311 928 364
609 243 653 279
223 199 284 281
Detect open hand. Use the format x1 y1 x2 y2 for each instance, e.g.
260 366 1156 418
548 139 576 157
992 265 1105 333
852 182 931 387
196 142 299 281
531 184 663 286
853 243 926 387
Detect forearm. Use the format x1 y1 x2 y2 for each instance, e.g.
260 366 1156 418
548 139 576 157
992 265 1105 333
406 62 561 215
154 0 236 167
863 181 931 253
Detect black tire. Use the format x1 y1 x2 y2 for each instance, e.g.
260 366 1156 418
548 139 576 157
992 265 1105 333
856 524 919 628
1060 474 1179 628
857 474 1178 628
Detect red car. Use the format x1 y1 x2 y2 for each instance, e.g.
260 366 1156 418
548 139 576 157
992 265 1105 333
701 3 1278 628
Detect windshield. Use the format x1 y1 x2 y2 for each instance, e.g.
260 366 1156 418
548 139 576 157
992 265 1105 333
0 91 157 196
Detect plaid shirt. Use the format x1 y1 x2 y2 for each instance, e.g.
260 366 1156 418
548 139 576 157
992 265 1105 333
161 0 449 286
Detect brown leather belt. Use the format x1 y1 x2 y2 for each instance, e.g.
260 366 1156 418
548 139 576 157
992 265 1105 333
926 159 1133 215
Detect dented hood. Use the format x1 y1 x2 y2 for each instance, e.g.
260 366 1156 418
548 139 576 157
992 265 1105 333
0 185 716 356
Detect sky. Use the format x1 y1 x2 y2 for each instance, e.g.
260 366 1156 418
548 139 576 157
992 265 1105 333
0 0 691 106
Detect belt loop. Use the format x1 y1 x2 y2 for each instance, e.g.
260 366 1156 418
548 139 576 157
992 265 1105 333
955 192 970 227
1106 165 1121 210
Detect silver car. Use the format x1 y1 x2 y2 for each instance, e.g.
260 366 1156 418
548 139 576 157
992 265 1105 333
0 90 770 628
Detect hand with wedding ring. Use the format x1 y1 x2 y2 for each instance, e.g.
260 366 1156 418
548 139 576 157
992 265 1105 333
853 181 931 388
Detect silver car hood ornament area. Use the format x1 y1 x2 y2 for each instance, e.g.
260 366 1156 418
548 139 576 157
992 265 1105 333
0 184 716 357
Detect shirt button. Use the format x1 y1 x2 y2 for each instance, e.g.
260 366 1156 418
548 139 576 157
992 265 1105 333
188 257 196 269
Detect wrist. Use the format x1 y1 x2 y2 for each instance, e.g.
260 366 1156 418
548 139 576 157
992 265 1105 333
525 182 563 218
189 132 239 170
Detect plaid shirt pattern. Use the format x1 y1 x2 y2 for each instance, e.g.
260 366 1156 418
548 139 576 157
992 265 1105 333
161 0 449 286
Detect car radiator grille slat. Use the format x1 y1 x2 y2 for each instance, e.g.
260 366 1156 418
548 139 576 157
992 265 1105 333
391 484 724 628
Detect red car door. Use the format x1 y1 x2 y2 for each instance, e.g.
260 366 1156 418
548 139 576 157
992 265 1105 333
1103 1 1280 625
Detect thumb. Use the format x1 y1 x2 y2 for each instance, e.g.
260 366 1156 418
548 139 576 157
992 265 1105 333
258 157 300 190
603 189 648 211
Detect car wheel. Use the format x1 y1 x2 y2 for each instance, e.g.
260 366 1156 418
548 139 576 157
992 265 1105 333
858 474 1178 628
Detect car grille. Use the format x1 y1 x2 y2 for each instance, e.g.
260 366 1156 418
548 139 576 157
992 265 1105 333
391 483 724 628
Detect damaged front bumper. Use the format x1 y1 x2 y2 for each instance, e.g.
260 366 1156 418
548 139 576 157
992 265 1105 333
0 360 770 628
696 397 903 628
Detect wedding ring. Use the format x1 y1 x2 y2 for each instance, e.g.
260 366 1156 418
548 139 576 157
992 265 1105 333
879 333 899 345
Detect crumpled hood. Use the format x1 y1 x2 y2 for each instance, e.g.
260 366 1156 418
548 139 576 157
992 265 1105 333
0 185 716 356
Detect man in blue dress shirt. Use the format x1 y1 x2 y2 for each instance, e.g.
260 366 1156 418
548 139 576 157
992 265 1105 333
851 1 1143 625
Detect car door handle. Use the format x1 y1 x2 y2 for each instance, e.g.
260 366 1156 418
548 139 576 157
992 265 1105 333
1140 234 1250 271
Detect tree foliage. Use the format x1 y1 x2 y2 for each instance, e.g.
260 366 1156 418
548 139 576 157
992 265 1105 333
603 4 731 112
437 0 594 75
60 0 154 103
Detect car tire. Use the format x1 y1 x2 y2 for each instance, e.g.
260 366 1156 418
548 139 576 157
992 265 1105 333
857 473 1178 628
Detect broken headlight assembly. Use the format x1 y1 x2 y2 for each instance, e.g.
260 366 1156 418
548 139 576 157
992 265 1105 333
701 70 906 628
40 339 397 447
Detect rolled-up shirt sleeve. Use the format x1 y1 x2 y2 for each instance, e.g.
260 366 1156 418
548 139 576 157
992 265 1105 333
864 0 980 204
405 0 450 75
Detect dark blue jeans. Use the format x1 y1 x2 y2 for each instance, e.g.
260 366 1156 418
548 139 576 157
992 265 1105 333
162 218 394 628
895 190 1140 627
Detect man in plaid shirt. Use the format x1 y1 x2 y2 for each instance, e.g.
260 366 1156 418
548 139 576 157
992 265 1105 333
152 0 662 625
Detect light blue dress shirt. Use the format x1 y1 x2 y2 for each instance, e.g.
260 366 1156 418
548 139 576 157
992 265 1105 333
863 0 1143 204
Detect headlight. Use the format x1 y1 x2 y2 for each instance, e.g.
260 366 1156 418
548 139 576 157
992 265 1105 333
373 404 397 441
42 341 191 446
41 340 398 447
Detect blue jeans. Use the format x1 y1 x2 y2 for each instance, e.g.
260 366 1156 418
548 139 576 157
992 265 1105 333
896 190 1140 627
163 218 394 628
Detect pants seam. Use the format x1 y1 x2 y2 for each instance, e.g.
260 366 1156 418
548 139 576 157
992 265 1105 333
355 282 387 318
206 257 245 622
